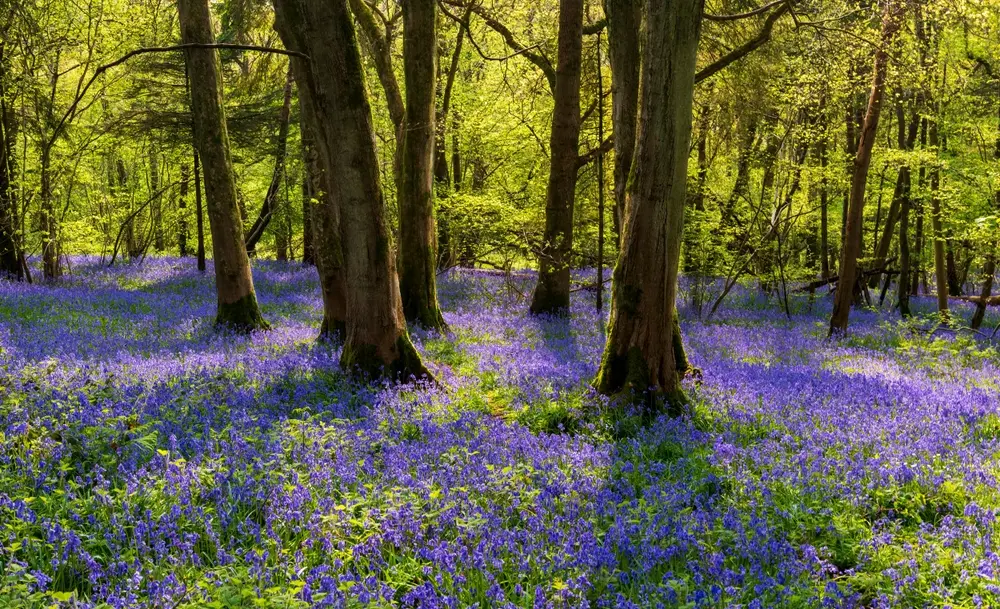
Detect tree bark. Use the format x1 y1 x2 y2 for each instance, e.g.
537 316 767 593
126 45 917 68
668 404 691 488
529 0 584 315
971 101 1000 329
870 103 919 287
896 102 918 317
273 0 430 379
178 163 189 256
398 0 447 329
928 117 949 318
0 53 23 280
195 149 206 271
151 147 164 251
819 134 830 279
604 0 640 243
245 66 294 256
179 0 267 330
594 0 703 405
829 0 904 334
301 109 316 266
298 85 347 338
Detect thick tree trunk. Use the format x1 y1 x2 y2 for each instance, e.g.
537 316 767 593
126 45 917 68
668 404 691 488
530 0 584 315
829 0 903 334
399 0 447 329
594 0 703 405
179 0 267 330
928 117 949 318
179 163 189 256
604 0 640 243
273 0 429 379
246 67 294 256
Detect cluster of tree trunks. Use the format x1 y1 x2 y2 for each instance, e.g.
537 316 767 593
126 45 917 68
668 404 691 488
272 0 429 379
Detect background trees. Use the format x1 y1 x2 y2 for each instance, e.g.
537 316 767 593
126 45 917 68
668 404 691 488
1 0 999 376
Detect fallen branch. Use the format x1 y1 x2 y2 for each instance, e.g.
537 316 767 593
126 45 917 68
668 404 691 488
794 264 897 293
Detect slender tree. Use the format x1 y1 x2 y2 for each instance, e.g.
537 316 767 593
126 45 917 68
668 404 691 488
398 0 447 329
530 0 584 315
594 0 703 404
272 0 429 379
245 66 294 256
178 0 268 330
829 0 904 334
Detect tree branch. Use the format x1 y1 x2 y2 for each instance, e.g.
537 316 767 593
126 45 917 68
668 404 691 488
695 2 790 84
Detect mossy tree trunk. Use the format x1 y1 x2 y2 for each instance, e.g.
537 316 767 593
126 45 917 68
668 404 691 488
273 0 430 380
398 0 447 329
829 0 904 334
529 0 583 315
178 0 267 331
594 0 702 406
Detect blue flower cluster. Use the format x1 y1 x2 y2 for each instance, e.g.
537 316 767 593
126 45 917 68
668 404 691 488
0 257 997 608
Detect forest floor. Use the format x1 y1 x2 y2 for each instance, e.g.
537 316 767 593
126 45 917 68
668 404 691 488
2 258 1000 608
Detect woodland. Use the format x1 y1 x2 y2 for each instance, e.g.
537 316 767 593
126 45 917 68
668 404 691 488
1 0 1000 606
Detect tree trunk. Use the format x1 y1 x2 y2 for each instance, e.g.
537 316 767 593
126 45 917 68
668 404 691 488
179 163 189 256
928 117 949 318
195 149 206 271
829 0 904 334
0 62 23 280
604 0 640 243
151 148 164 251
870 103 919 287
273 0 429 379
245 66 294 256
434 20 464 189
594 0 703 405
40 146 60 279
179 0 267 330
529 0 584 315
897 164 912 316
301 109 316 266
298 88 347 338
971 100 1000 329
398 0 447 329
971 255 995 330
946 241 962 296
819 135 830 279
